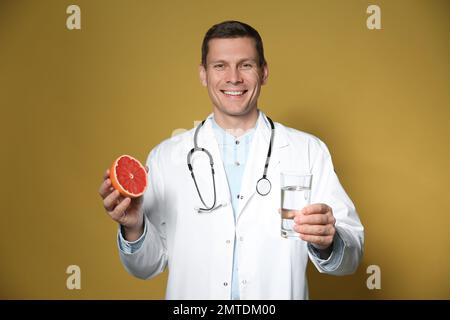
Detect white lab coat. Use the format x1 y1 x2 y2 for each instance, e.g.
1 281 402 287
118 111 364 300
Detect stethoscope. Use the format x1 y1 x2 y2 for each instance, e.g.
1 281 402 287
187 115 275 212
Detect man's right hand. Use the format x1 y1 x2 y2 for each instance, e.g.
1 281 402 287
98 168 148 241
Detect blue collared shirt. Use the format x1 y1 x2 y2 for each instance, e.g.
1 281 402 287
210 116 256 300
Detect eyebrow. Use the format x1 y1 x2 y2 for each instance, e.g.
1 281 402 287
209 58 257 64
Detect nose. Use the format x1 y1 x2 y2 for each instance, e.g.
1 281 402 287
226 67 243 85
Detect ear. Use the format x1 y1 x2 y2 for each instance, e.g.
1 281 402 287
261 63 269 85
199 64 207 87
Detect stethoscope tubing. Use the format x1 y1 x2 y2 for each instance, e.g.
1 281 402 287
187 115 275 212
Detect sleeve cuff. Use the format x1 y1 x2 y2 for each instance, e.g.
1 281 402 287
118 219 147 254
307 230 345 272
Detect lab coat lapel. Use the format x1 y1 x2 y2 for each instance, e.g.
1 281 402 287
235 112 285 222
193 115 232 209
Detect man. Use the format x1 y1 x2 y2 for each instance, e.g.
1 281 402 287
98 20 364 299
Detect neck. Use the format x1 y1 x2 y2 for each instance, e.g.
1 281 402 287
213 107 259 138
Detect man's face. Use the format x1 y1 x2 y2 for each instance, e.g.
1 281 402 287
199 37 268 118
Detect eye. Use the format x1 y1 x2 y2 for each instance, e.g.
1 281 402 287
213 64 224 70
241 63 253 69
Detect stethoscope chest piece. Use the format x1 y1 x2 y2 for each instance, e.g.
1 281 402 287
256 177 271 196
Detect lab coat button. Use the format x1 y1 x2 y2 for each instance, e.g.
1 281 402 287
240 195 244 200
223 282 228 286
235 140 240 145
239 236 244 241
226 240 231 244
242 280 247 285
235 161 240 166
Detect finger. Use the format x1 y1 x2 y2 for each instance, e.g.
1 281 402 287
298 233 334 248
295 224 335 236
103 190 121 211
103 169 110 180
301 203 331 215
110 197 131 222
98 178 114 198
294 213 329 225
280 209 300 219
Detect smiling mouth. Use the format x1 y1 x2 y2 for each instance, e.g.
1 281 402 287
220 90 248 97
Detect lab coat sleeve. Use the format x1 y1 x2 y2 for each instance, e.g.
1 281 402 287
307 138 364 275
117 220 148 254
307 230 345 271
117 145 168 280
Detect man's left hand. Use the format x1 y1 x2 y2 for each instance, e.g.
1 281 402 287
293 203 336 250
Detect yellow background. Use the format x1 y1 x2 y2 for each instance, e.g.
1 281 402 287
1 0 449 299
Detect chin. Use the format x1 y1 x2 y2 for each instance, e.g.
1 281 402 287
219 107 250 117
218 103 254 115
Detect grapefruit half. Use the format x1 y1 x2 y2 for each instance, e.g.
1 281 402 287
109 155 148 198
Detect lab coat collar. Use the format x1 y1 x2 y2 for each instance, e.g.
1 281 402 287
202 109 283 145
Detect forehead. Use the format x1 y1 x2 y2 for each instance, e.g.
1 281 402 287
207 37 258 62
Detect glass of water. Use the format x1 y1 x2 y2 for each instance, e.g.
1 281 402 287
280 172 313 239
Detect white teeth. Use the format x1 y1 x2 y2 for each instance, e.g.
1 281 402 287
223 91 245 96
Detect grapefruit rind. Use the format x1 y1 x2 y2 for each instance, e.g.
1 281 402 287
109 155 148 198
